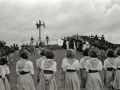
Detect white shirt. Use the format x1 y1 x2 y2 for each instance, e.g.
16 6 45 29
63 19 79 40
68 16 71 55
28 60 33 69
79 56 90 69
85 58 103 72
16 59 34 75
61 58 80 71
3 65 10 75
113 56 120 69
104 58 115 70
36 57 46 68
41 60 57 72
0 66 6 78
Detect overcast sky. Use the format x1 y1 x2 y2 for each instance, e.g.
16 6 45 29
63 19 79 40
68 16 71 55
0 0 120 46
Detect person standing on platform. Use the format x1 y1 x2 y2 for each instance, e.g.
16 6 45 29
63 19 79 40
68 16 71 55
16 51 35 90
30 36 34 45
85 49 103 90
61 49 81 90
46 35 49 45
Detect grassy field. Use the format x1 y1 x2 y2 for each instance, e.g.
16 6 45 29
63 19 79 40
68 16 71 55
8 49 107 90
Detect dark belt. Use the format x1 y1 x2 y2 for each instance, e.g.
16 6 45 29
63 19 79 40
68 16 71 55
83 68 86 70
19 71 29 75
107 67 113 71
89 70 98 73
117 68 120 70
0 75 7 78
44 70 53 74
66 69 76 72
39 68 41 71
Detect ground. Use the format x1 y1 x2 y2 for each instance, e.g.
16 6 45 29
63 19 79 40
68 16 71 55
9 49 107 90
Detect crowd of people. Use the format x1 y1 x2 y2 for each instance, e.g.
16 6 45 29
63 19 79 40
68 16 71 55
1 47 120 90
61 34 83 52
1 34 120 90
61 34 120 51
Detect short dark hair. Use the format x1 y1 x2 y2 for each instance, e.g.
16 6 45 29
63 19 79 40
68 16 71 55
46 50 54 59
20 51 28 59
83 48 90 56
40 49 46 56
0 57 8 65
106 49 115 57
88 49 98 58
115 47 120 56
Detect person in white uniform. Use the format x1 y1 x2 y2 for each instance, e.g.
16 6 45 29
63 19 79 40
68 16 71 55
79 48 90 88
36 49 46 90
104 49 115 90
0 60 6 90
38 50 57 90
16 51 35 90
85 49 103 90
113 47 120 90
61 49 81 90
0 57 10 90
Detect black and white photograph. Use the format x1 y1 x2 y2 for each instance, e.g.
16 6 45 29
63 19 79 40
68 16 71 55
0 0 120 90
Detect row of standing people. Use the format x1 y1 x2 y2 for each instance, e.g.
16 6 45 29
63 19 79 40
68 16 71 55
13 49 103 90
1 47 120 90
80 47 120 90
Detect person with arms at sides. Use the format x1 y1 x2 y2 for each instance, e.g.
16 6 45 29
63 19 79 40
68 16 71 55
0 60 6 90
38 50 57 90
0 57 10 90
79 48 90 89
36 49 46 89
46 35 49 45
85 49 103 90
16 51 35 90
104 49 115 90
61 49 81 90
113 47 120 90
